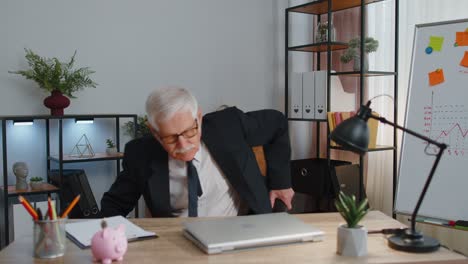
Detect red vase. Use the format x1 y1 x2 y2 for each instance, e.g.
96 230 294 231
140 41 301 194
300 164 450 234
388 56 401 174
43 90 70 116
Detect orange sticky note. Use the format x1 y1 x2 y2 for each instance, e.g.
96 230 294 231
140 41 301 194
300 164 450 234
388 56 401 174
428 69 445 86
460 51 468 67
456 31 468 46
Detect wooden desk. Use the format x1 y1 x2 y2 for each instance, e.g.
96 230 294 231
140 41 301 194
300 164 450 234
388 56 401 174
0 211 466 263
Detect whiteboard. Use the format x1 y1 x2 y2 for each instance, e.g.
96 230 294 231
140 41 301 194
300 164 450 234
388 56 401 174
396 19 468 221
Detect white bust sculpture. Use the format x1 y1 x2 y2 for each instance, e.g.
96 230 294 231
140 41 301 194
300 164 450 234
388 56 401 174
13 161 29 190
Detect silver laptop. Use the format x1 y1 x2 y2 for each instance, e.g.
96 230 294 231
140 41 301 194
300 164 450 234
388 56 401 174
182 212 324 254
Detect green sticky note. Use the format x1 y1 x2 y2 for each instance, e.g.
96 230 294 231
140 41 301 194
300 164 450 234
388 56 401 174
429 36 444 51
454 225 468 231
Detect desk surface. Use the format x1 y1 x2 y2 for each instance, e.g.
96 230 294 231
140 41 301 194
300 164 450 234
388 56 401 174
0 211 466 263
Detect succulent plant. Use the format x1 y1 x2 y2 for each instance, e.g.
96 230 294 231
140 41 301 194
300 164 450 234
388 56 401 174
335 191 369 228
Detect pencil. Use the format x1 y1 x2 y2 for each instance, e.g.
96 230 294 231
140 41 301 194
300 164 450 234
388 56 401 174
60 194 80 218
18 195 38 220
47 197 57 220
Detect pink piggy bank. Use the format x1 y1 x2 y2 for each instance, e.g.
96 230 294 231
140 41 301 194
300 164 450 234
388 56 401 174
91 220 128 264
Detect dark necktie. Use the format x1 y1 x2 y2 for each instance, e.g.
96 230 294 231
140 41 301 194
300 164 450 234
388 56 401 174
187 160 203 217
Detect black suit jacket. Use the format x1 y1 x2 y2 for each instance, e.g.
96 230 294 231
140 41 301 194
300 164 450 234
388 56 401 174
101 107 291 217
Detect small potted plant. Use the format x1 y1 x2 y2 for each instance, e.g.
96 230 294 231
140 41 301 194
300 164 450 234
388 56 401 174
122 115 151 139
29 177 44 190
105 139 118 155
9 49 97 116
335 191 369 257
340 36 379 71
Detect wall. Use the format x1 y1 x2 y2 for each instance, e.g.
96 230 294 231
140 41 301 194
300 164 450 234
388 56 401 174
0 0 284 236
1 0 281 115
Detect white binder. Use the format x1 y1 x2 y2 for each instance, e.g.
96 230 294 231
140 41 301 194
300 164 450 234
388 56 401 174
314 71 327 120
289 72 303 119
302 72 315 119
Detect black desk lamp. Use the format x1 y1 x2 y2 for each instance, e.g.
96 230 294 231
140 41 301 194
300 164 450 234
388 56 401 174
330 101 447 253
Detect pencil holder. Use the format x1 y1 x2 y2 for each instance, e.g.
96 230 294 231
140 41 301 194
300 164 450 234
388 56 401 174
33 218 67 258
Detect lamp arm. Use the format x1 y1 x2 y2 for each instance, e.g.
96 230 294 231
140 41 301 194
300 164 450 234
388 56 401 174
369 115 445 149
368 114 448 233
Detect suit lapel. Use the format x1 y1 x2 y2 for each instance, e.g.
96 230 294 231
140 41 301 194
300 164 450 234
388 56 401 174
147 153 172 217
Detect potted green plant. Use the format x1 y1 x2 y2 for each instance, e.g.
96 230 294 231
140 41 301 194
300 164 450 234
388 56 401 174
122 115 151 139
340 36 379 71
105 139 118 155
9 49 97 116
335 191 369 257
29 176 44 190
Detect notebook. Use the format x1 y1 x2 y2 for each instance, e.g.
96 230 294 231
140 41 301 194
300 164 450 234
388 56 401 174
66 215 157 249
183 212 324 254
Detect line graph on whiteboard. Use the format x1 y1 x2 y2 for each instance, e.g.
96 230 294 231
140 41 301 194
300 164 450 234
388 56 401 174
423 91 468 156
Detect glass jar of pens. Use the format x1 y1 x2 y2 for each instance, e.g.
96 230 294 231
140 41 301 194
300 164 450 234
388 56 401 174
19 194 81 259
33 218 67 258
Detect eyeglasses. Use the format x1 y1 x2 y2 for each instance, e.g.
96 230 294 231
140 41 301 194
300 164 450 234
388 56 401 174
157 119 199 145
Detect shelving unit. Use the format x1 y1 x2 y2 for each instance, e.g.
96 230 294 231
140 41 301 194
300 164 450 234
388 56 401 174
0 114 137 248
285 0 398 208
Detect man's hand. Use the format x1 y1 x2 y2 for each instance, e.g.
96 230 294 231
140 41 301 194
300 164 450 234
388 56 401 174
269 188 294 210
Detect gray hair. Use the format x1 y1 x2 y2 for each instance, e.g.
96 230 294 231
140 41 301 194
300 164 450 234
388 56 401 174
145 86 198 131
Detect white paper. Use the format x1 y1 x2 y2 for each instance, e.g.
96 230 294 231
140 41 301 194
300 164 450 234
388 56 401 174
66 215 157 248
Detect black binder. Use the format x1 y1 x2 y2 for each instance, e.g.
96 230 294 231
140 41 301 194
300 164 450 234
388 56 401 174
49 169 100 218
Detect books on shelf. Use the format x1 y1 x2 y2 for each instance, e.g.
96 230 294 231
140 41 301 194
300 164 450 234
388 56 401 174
327 111 379 148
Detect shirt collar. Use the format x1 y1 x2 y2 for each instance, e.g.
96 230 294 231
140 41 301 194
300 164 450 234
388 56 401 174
192 142 203 164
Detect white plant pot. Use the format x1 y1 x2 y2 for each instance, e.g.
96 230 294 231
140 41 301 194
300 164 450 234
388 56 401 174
30 181 44 190
337 224 367 257
106 147 118 155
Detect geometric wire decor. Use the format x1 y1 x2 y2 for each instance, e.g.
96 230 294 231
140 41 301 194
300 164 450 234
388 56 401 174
69 134 95 158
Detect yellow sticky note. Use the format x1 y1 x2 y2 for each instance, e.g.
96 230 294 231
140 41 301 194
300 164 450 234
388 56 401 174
429 36 444 51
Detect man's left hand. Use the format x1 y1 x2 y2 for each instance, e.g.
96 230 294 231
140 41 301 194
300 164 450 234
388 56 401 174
269 188 294 210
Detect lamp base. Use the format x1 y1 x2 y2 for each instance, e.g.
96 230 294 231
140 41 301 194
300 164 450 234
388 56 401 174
387 229 440 253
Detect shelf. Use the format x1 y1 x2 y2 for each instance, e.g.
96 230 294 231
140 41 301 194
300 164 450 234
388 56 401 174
287 0 385 15
332 71 397 77
288 118 327 122
49 152 124 163
0 114 136 121
288 42 348 53
330 145 396 152
368 145 396 152
1 183 59 197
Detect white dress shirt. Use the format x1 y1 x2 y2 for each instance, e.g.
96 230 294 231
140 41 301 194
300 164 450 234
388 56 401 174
168 142 241 217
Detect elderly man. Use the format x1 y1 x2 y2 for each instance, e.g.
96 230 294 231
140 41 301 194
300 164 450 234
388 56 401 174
101 87 293 217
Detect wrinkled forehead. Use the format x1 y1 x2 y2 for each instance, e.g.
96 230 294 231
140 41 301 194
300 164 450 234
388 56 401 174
156 111 196 133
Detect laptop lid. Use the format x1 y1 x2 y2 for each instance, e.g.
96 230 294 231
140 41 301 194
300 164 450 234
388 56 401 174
183 212 324 254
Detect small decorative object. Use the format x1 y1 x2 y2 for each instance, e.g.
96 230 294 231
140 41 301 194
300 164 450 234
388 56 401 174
9 49 97 116
335 191 369 257
69 134 95 158
122 115 150 139
315 21 336 43
340 37 379 71
13 161 29 190
91 220 128 264
29 176 44 190
105 139 118 155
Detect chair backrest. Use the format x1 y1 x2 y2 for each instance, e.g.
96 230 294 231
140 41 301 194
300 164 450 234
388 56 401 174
251 146 267 177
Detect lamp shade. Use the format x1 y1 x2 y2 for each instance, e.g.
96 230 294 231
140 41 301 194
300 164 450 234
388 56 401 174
330 117 369 154
330 102 374 154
